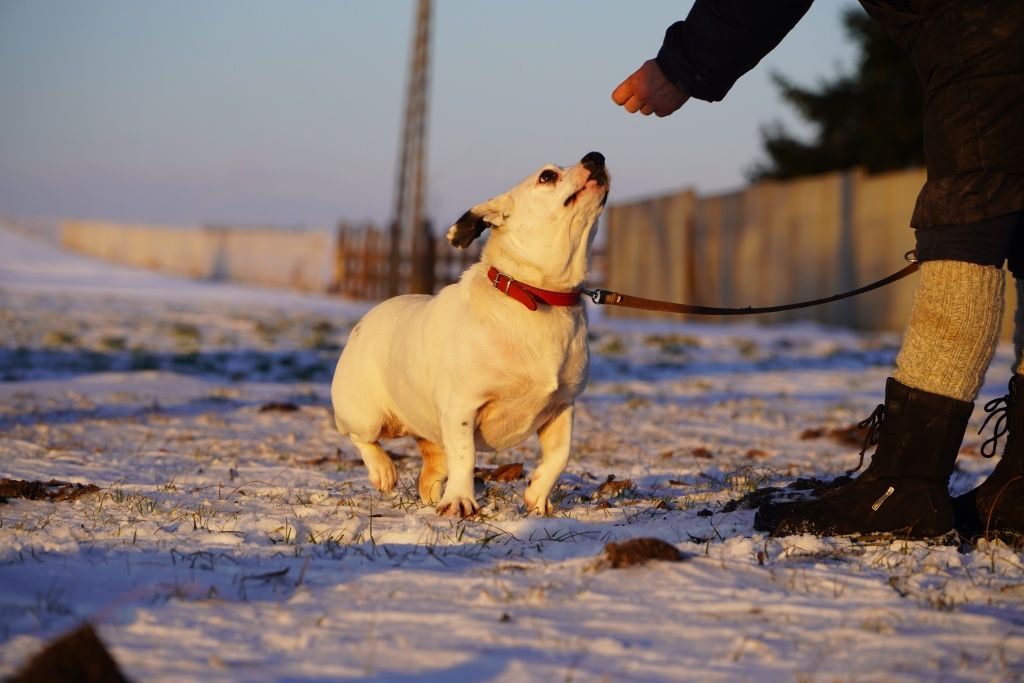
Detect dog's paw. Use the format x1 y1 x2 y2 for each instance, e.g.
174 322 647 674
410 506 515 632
524 482 556 516
418 474 445 505
436 494 480 518
367 459 399 494
524 493 554 516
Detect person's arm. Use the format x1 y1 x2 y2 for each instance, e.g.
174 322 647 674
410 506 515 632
613 0 814 116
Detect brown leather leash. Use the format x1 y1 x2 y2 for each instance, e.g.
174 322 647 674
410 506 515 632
582 251 920 316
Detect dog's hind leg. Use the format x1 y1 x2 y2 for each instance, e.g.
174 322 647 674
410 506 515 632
525 404 574 515
415 438 447 504
352 440 398 494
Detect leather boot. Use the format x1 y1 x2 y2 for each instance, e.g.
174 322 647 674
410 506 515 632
754 378 974 538
952 375 1024 539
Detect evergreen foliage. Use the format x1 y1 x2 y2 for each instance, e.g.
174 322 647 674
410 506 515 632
749 8 923 180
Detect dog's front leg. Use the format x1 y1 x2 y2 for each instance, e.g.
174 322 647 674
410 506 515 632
435 410 480 517
525 404 574 515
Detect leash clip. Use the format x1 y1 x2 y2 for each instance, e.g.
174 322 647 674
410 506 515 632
581 287 610 305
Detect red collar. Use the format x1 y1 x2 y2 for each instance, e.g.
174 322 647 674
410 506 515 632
486 266 582 311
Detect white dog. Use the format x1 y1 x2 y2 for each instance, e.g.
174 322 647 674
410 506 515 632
331 152 609 516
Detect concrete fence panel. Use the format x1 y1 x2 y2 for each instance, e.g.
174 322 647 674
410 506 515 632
210 226 334 292
605 190 696 320
848 168 924 331
692 189 743 311
604 165 1018 336
60 220 335 292
61 221 217 277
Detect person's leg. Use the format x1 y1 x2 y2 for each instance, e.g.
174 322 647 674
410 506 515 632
952 212 1024 538
893 259 1003 402
1014 236 1024 375
757 215 1018 538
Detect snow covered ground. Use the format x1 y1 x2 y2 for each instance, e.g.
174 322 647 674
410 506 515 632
1 224 1022 682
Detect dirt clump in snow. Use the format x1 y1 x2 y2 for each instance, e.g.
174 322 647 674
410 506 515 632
800 423 868 447
258 401 300 412
0 478 100 504
602 537 687 568
596 475 634 498
11 624 131 683
476 462 525 482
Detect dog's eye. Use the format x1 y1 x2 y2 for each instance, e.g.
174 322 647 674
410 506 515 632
538 169 559 184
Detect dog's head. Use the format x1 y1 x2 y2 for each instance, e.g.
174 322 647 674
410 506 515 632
446 152 610 287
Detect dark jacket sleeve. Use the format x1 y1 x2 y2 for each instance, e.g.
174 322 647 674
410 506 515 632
656 0 814 102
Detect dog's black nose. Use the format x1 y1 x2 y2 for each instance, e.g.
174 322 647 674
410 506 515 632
581 151 605 170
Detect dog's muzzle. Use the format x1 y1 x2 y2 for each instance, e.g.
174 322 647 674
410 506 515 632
582 151 608 186
564 151 608 207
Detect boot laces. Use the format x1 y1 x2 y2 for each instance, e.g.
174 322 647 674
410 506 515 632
849 403 885 475
979 393 1010 458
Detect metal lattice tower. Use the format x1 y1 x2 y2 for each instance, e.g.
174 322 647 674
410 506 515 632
389 0 433 296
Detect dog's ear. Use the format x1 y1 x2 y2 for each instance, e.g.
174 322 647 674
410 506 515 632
446 195 513 249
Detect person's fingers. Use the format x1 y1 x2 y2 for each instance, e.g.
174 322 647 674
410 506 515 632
623 94 644 113
613 60 689 116
611 77 633 106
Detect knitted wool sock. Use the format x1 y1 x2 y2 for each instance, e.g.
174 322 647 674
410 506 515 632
1015 278 1024 375
894 260 1004 403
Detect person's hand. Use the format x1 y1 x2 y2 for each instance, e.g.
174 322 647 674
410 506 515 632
612 59 689 117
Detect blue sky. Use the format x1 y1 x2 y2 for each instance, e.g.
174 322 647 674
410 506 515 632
0 1 862 229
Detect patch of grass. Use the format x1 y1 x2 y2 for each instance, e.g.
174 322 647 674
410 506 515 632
171 352 203 370
625 396 650 410
733 338 760 359
723 466 773 497
304 319 339 351
191 504 217 531
267 521 297 545
170 322 202 353
129 348 160 370
42 330 78 347
644 333 701 355
254 318 288 344
98 335 127 351
600 336 625 355
31 585 73 622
